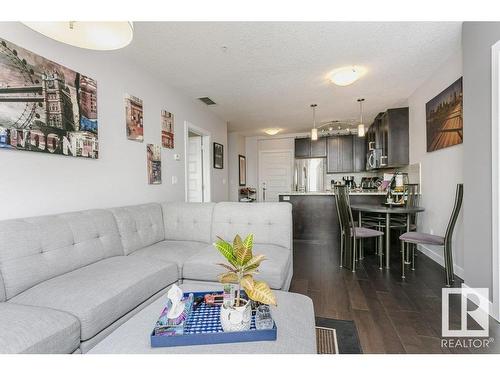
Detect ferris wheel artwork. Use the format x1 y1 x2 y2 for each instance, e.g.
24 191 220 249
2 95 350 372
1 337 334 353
0 37 98 159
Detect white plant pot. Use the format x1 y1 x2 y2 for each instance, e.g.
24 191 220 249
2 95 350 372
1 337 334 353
220 298 252 332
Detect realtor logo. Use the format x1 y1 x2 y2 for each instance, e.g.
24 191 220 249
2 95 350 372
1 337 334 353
442 287 489 337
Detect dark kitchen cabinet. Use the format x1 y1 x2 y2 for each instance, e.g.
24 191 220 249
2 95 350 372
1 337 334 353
294 137 326 158
310 137 327 157
295 138 311 158
353 134 366 172
339 136 354 172
380 107 409 167
365 107 409 169
327 135 360 173
327 137 341 173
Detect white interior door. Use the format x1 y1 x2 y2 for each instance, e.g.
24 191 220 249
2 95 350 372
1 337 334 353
188 135 203 202
258 150 293 202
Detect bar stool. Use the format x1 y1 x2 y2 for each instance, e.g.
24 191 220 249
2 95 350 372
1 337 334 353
335 186 384 270
399 183 463 285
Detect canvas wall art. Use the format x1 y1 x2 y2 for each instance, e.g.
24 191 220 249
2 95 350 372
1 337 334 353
161 110 174 148
0 37 98 158
125 94 143 141
213 142 223 169
147 143 161 184
425 77 463 152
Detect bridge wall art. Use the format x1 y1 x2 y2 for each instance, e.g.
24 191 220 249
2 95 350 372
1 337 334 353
0 37 98 159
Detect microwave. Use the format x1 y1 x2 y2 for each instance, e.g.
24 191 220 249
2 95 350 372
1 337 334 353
366 149 388 170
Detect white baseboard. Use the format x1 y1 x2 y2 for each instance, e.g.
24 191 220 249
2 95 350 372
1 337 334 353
417 244 465 279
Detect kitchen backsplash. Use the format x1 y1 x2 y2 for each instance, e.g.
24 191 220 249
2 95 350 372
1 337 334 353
323 163 421 191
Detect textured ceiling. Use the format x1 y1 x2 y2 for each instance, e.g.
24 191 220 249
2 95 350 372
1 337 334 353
117 22 462 135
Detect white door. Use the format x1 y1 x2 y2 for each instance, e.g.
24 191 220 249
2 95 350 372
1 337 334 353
188 134 203 202
258 150 293 202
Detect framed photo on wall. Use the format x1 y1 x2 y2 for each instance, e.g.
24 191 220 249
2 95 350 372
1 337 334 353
239 154 246 186
213 142 223 169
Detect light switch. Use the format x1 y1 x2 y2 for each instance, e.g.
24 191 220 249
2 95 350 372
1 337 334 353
171 176 178 184
173 154 180 161
222 178 227 184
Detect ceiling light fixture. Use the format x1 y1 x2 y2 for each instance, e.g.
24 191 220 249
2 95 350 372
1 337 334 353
264 128 281 136
22 21 134 50
357 98 366 137
329 66 366 86
310 104 318 141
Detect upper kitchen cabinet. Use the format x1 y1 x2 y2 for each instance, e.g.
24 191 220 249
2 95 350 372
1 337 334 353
381 107 409 167
365 107 409 169
327 135 359 173
353 135 366 172
294 137 327 158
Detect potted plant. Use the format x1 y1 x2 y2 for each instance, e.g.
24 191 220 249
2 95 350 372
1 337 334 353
214 234 277 332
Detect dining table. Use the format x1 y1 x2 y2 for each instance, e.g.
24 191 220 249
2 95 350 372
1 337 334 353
350 203 425 269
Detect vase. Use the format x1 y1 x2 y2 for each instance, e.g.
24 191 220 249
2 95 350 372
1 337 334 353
220 298 252 332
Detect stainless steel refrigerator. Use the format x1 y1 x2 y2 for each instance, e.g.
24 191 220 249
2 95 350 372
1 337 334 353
294 158 325 192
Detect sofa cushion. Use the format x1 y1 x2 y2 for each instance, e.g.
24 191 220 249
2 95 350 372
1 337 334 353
10 256 178 341
130 240 207 278
161 202 215 243
0 303 80 354
110 203 165 255
211 202 292 250
0 209 123 301
182 244 291 290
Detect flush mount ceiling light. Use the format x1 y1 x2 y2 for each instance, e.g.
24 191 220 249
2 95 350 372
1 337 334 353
328 66 366 86
264 128 281 136
357 98 366 137
310 104 318 141
22 22 134 50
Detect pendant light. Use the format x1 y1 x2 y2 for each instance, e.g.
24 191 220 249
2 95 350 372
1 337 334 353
22 22 134 51
310 104 318 141
357 98 366 137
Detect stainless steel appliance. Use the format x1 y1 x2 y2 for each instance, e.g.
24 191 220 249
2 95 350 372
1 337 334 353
342 176 356 189
366 148 386 170
294 158 325 192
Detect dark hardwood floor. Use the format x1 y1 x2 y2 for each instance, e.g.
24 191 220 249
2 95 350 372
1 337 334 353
289 238 500 354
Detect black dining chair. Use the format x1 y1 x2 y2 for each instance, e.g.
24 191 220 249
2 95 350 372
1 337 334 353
335 186 384 270
399 183 463 285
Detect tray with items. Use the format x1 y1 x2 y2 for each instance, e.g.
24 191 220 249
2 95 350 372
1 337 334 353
150 290 277 348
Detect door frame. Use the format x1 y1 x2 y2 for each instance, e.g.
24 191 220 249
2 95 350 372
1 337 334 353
184 121 211 202
258 149 294 201
491 41 500 322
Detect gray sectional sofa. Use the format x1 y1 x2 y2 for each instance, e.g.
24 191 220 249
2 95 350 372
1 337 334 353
0 201 292 354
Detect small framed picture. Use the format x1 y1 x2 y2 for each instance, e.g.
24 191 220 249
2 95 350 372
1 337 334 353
239 154 246 186
213 142 224 169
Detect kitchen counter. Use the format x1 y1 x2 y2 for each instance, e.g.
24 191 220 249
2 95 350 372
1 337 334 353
278 192 386 241
279 191 387 196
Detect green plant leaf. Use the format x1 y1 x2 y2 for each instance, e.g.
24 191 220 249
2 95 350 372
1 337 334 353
243 254 266 271
218 272 239 284
214 239 238 267
235 234 253 266
216 263 237 273
244 280 277 306
240 274 254 291
243 234 254 252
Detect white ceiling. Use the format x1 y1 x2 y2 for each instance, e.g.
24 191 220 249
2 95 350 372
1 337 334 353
118 22 462 136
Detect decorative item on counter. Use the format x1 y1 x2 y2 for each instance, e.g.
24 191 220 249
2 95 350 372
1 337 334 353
154 285 194 336
214 233 277 332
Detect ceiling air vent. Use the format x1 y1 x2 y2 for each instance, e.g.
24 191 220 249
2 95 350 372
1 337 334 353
198 97 216 106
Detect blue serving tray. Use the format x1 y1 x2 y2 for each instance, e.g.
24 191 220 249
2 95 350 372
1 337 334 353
150 291 277 347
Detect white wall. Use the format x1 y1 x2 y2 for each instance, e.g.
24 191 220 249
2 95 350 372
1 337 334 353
227 132 245 201
244 136 295 198
408 50 464 276
0 22 228 220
